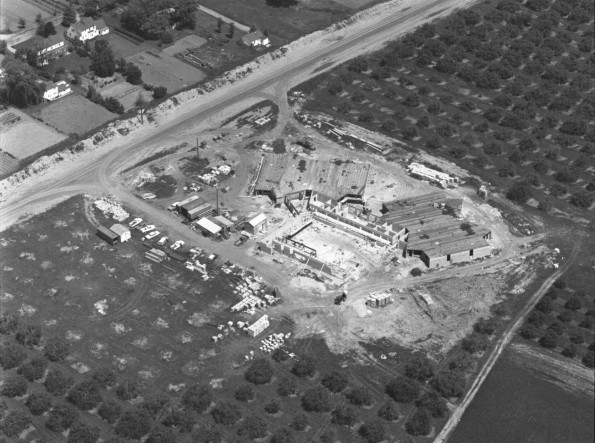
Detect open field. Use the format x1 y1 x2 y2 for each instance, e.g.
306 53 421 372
127 51 207 92
297 0 595 214
100 81 153 111
162 35 207 57
33 94 117 136
0 107 67 159
0 0 50 32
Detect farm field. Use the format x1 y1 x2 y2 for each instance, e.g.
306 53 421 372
0 0 50 32
296 0 595 214
33 94 116 136
126 51 207 92
0 107 67 159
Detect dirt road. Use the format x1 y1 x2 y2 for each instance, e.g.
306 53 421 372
434 238 582 443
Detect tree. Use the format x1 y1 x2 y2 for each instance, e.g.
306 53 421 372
272 348 289 362
498 162 516 178
416 390 448 418
0 313 20 334
160 31 173 44
548 322 566 336
91 40 116 77
1 374 28 397
405 408 431 436
346 387 372 406
26 391 53 415
211 402 241 425
44 337 70 362
227 22 235 38
18 17 26 28
565 297 583 311
331 405 358 427
238 413 268 439
161 407 195 433
277 376 298 397
431 369 466 398
1 410 31 438
377 401 399 421
582 351 594 368
116 379 139 401
301 387 331 412
539 330 558 349
270 428 294 443
570 192 593 209
234 385 254 402
291 356 315 378
290 413 308 431
18 356 48 381
321 371 348 393
348 56 368 72
0 341 27 369
104 97 124 114
359 419 386 443
125 62 143 85
401 126 418 140
146 424 176 443
46 402 78 432
153 86 167 99
98 400 122 424
265 398 281 414
15 323 41 347
68 381 102 411
37 20 56 37
405 357 434 381
385 377 420 403
62 5 76 27
92 366 117 388
245 358 274 384
68 421 101 443
520 324 539 340
116 408 152 439
462 333 489 354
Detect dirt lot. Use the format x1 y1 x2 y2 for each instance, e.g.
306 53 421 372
0 0 50 32
0 107 67 159
33 94 117 136
127 51 207 92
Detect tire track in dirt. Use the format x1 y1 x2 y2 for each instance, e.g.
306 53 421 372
104 256 149 322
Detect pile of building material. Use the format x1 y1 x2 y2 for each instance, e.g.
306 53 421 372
145 248 168 263
366 292 393 308
259 332 288 353
231 295 266 313
94 197 129 221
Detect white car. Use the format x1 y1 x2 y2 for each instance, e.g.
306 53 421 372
171 240 184 250
158 236 169 245
143 231 160 241
189 247 202 255
129 218 143 227
140 224 156 233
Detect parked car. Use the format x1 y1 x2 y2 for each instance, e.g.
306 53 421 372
143 231 160 241
140 224 156 233
158 236 169 245
171 240 184 250
235 236 248 246
129 218 143 227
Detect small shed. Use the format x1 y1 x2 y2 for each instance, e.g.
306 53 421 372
213 215 234 232
245 213 268 235
196 217 222 237
110 224 131 242
96 226 118 245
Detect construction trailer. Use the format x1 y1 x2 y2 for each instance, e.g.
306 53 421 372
195 217 222 238
96 226 119 245
245 213 268 235
110 224 131 242
247 315 270 337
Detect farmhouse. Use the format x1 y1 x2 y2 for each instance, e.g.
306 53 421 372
110 224 131 242
245 214 268 235
43 81 72 101
242 30 270 47
13 34 66 65
66 18 109 42
96 225 119 245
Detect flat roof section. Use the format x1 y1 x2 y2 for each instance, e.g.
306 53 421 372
248 213 267 226
196 217 221 235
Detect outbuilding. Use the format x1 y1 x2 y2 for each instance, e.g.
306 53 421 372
110 224 131 242
245 213 267 235
195 217 222 237
96 226 119 245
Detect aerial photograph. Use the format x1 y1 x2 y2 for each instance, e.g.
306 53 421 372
0 0 593 441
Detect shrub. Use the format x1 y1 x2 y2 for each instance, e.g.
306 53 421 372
270 427 294 443
0 341 27 369
98 400 122 424
321 371 348 393
238 413 268 439
15 323 41 347
448 353 475 371
582 351 594 368
115 408 152 439
92 366 117 388
68 422 101 443
410 267 422 277
153 86 167 99
235 385 254 402
561 344 577 358
558 310 573 323
416 389 448 418
405 408 431 436
272 348 289 362
548 322 566 336
211 402 241 425
569 333 584 345
0 313 20 334
1 374 28 398
346 387 372 406
182 384 213 413
473 317 500 335
377 401 399 421
301 387 331 412
291 356 315 378
527 311 545 327
44 337 70 362
26 391 52 415
461 333 489 354
520 324 539 340
68 380 102 411
535 297 553 314
245 358 274 384
116 379 140 401
405 357 434 381
160 31 173 44
46 402 78 432
141 391 171 418
570 192 593 209
506 184 531 204
1 410 31 437
565 297 582 311
265 399 281 414
385 377 420 403
45 368 74 396
359 419 386 443
539 330 558 349
290 413 308 431
431 369 466 398
277 376 298 397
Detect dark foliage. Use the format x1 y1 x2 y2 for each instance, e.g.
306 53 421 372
98 400 122 424
377 401 399 421
15 323 41 347
291 356 316 378
67 421 101 443
234 385 254 402
0 341 27 369
238 413 268 439
359 419 386 443
461 332 489 354
26 391 52 415
346 387 372 406
277 376 298 397
116 408 153 439
301 388 331 412
405 408 431 436
321 371 348 393
182 384 213 413
416 390 448 418
46 402 78 433
68 380 102 411
290 413 308 431
1 410 31 438
116 379 140 401
44 337 70 362
385 377 420 403
211 402 241 425
245 358 274 384
92 366 117 388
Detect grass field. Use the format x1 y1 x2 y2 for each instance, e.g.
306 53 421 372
0 107 67 160
34 94 117 136
162 35 207 57
0 0 50 32
100 81 152 111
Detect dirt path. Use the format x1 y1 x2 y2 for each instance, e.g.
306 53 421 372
434 237 583 443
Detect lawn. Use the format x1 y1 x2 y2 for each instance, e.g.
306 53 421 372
0 0 50 32
34 93 117 136
0 107 67 160
100 80 152 111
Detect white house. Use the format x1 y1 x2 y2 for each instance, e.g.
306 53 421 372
67 18 109 42
43 81 72 101
110 224 131 242
241 30 270 48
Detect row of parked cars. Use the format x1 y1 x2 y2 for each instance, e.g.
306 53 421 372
128 217 184 250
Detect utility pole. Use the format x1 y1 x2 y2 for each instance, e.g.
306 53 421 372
216 185 219 214
196 137 199 160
